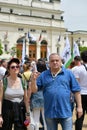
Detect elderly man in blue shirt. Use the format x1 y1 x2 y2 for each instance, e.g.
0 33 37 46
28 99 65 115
30 53 83 130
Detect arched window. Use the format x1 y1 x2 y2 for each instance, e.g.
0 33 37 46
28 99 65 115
40 40 47 59
41 40 47 45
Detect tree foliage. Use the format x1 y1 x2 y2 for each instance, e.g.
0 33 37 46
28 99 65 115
10 46 16 57
0 40 3 55
79 46 87 53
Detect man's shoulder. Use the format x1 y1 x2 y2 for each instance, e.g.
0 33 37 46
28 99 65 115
72 65 85 76
62 67 74 77
72 66 79 71
62 66 71 73
0 66 6 70
0 66 6 74
73 65 84 71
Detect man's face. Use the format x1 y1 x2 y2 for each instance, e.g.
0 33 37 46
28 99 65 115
49 54 61 70
3 61 7 68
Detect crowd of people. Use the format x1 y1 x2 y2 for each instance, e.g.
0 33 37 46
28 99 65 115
0 50 87 130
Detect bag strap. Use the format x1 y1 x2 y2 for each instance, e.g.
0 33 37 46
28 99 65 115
3 77 26 91
23 73 32 83
21 78 25 90
3 77 8 91
83 64 87 71
23 73 29 81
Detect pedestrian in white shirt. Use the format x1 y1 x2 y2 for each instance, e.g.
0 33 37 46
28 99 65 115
0 59 7 80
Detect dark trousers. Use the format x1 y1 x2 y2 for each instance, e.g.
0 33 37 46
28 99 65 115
0 99 27 130
75 95 87 130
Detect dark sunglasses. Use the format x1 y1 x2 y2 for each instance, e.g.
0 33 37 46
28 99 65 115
10 65 19 69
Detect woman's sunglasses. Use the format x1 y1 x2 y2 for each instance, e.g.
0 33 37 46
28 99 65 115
10 65 19 69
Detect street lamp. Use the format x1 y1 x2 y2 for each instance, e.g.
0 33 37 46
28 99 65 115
70 32 74 56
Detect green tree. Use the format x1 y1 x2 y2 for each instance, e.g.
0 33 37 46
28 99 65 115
79 46 87 54
16 49 21 58
10 46 16 57
0 40 3 55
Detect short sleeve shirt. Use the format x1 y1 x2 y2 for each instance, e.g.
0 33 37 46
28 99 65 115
0 67 6 80
37 67 81 118
72 64 87 95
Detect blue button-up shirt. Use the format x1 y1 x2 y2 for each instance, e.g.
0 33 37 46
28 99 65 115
37 67 81 118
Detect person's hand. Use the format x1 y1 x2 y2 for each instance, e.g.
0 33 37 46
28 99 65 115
31 72 40 81
76 107 83 118
24 113 31 126
24 118 30 127
0 116 3 127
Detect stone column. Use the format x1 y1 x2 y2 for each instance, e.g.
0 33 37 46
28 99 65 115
26 42 29 56
36 41 41 60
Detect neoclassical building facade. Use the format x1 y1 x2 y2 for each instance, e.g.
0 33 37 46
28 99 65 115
0 0 87 60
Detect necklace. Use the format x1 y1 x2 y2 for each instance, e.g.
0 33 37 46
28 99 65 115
8 77 20 89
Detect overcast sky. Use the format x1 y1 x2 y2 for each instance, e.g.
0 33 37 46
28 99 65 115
61 0 87 31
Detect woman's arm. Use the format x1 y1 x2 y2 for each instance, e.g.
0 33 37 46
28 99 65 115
24 88 29 114
24 87 31 123
0 80 4 127
27 82 32 100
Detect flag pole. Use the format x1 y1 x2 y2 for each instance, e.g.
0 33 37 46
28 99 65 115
22 38 26 64
24 33 27 55
71 31 74 58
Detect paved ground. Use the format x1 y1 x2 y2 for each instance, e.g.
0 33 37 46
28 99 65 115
39 108 87 130
58 109 87 130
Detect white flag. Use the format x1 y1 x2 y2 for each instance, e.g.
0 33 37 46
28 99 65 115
73 41 80 57
61 36 71 66
22 39 25 64
47 47 50 61
28 32 36 42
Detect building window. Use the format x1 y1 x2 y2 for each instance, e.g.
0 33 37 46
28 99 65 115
40 50 46 58
41 40 47 45
52 15 54 19
10 9 13 14
18 28 24 31
42 30 47 33
57 47 59 54
30 29 36 32
29 50 36 59
4 44 8 52
50 0 53 3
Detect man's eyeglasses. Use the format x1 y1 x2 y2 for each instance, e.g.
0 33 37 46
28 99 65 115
10 65 19 69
